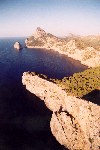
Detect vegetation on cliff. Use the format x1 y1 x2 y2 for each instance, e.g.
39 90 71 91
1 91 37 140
55 67 100 97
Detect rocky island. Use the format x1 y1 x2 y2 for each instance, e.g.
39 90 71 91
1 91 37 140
14 42 22 50
22 71 100 150
25 27 100 67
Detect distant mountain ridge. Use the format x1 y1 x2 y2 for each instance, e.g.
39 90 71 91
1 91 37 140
25 27 100 67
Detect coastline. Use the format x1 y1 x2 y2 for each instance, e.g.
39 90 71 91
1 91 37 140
26 45 100 68
25 27 100 68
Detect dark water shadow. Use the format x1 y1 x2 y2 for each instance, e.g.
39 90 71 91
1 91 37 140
0 81 67 150
82 89 100 105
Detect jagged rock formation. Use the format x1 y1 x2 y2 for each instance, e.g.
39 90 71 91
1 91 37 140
14 42 22 50
25 27 100 67
34 27 47 38
22 72 100 150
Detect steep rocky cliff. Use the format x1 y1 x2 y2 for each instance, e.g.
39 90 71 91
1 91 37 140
22 72 100 150
25 27 100 67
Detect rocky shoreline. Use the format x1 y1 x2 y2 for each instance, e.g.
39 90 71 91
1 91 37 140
25 27 100 68
22 72 100 150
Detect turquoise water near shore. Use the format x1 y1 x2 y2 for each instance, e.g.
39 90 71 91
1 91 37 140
0 38 88 150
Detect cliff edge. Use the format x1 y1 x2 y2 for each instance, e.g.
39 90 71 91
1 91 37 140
25 27 100 67
22 72 100 150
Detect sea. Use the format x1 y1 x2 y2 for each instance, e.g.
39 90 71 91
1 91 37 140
0 37 90 150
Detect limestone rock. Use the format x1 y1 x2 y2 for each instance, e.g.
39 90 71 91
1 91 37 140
14 42 22 50
25 38 28 44
22 72 100 150
34 27 46 38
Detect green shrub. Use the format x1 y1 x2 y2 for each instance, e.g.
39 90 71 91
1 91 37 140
55 67 100 97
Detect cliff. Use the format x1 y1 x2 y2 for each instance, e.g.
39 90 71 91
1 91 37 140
22 72 100 150
25 27 100 67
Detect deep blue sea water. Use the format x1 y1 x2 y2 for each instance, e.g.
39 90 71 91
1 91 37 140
0 37 88 150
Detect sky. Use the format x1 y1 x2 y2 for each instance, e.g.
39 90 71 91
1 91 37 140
0 0 100 37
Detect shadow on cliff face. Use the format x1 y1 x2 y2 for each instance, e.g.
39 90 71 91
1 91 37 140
0 81 67 150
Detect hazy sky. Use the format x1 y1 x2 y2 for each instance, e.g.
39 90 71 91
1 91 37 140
0 0 100 37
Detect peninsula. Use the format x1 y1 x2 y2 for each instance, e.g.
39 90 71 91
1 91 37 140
25 27 100 67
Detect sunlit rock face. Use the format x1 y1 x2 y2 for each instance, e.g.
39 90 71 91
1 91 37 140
14 42 22 50
34 27 47 38
22 72 100 150
25 27 100 67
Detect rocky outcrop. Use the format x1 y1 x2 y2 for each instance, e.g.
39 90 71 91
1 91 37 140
34 27 47 38
22 72 100 150
14 42 22 50
25 27 100 67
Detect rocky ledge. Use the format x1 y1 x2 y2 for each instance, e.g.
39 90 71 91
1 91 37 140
25 27 100 67
22 72 100 150
14 42 22 50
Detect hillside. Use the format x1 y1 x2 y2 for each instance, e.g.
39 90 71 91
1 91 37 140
25 27 100 67
54 66 100 98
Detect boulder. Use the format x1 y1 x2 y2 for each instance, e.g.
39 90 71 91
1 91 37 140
22 72 100 150
14 42 22 50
